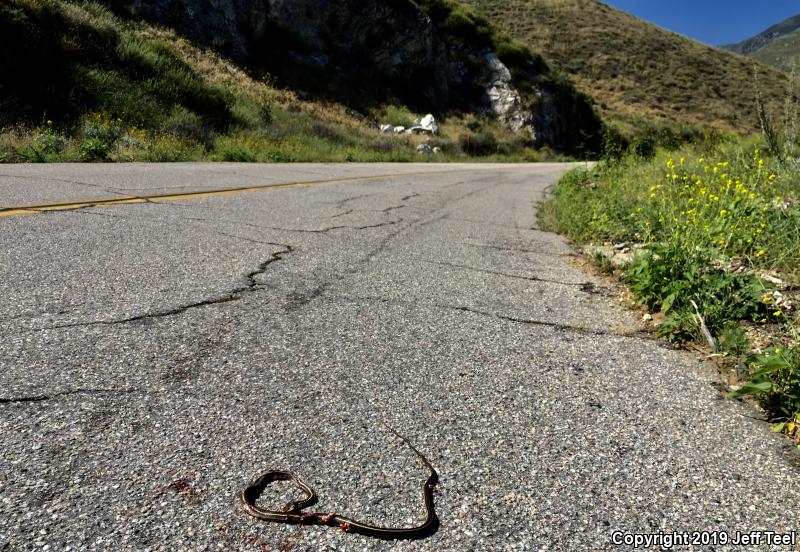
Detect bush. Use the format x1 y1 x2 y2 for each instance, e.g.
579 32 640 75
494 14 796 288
380 105 416 128
627 242 768 339
212 135 258 162
461 130 497 156
730 347 800 423
258 94 273 125
164 106 211 145
601 125 628 161
78 137 113 161
82 112 124 143
631 133 656 160
417 0 493 47
33 124 66 154
77 112 124 159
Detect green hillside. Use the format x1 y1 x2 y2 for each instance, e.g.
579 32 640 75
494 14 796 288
0 0 561 163
461 0 789 135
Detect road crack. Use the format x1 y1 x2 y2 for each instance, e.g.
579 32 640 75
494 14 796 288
0 173 121 197
416 259 593 287
337 294 657 341
138 203 403 234
0 388 139 404
457 242 576 257
29 243 293 332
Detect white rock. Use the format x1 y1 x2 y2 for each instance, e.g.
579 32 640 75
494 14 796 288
418 113 439 134
483 53 534 136
393 126 406 134
379 124 394 134
433 147 442 154
416 144 433 154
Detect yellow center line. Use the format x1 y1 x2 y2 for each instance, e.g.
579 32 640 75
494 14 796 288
0 168 471 219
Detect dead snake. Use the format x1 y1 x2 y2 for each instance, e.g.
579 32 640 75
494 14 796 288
239 427 438 540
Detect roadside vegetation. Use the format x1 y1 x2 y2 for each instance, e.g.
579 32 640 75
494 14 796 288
541 123 800 439
0 0 549 163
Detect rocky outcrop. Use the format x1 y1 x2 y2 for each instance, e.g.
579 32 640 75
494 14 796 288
108 0 601 152
480 53 534 137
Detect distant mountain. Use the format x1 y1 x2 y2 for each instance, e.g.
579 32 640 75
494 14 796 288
722 14 800 56
461 0 789 135
722 14 800 73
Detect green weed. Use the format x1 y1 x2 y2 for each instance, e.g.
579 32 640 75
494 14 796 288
542 143 800 426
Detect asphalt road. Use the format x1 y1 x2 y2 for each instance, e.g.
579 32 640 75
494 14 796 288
1 163 799 551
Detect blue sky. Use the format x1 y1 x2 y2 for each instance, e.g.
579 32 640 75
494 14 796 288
603 1 800 45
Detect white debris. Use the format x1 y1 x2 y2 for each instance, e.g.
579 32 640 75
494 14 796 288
407 113 439 135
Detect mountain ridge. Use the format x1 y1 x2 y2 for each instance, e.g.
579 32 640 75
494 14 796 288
722 14 800 56
722 12 800 73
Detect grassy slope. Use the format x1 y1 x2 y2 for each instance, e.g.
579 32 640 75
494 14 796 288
0 0 543 162
460 0 789 135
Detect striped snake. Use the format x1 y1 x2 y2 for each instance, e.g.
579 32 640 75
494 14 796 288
240 428 438 539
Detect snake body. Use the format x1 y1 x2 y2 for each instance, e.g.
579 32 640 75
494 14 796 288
240 429 438 540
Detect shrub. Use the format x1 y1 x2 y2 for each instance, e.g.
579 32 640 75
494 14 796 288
627 242 768 339
631 133 656 160
380 105 416 128
461 130 497 156
78 137 113 161
258 94 273 125
163 106 211 145
730 348 800 423
601 125 628 161
78 112 124 159
212 136 257 162
33 124 66 154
